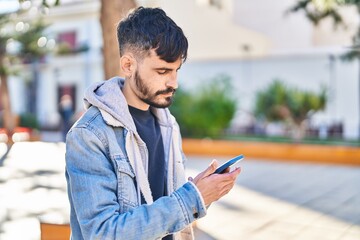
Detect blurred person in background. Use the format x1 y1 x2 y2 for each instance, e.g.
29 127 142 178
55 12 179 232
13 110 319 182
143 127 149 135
59 94 74 141
65 7 241 240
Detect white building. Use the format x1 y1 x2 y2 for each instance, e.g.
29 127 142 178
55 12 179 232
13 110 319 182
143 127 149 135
8 0 360 139
10 0 103 129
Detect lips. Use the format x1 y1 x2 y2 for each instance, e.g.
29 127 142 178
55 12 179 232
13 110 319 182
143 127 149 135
162 92 174 97
156 88 176 96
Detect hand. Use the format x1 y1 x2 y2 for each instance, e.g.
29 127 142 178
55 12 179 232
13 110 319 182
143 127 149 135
191 160 241 206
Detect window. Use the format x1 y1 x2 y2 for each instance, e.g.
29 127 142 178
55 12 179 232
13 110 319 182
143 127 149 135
57 31 76 50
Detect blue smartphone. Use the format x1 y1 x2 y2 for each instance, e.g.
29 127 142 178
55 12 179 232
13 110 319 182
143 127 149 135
214 155 244 174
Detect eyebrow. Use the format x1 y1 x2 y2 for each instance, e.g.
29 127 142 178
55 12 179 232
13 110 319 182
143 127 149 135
153 64 182 71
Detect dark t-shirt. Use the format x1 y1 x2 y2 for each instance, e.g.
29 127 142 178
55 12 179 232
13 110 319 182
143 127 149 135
128 106 167 202
129 106 173 240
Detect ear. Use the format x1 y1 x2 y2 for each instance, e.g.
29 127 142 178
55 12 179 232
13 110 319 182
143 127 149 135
120 54 136 78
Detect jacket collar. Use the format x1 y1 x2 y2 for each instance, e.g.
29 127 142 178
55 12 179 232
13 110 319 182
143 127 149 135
84 77 175 130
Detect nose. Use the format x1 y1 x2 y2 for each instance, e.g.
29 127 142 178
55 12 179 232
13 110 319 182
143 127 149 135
166 72 178 89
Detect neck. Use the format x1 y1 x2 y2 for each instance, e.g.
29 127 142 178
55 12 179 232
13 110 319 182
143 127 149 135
122 80 150 111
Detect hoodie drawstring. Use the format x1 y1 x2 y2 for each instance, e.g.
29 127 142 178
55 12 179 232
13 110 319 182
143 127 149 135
126 133 154 205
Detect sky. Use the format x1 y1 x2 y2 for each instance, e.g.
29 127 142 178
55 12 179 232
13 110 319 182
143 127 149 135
0 0 19 14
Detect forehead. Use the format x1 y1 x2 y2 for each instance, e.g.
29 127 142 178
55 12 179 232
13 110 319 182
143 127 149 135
141 49 182 69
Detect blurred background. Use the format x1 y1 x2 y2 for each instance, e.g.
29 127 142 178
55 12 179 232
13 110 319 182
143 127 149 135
0 0 359 240
0 0 359 144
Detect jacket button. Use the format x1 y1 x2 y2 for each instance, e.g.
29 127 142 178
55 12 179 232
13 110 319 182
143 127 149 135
193 212 199 218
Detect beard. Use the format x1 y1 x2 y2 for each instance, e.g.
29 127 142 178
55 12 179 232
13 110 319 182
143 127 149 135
134 70 176 108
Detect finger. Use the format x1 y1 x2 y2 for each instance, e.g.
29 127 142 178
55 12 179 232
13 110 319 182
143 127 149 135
223 167 231 173
220 167 242 183
203 159 219 176
229 167 241 176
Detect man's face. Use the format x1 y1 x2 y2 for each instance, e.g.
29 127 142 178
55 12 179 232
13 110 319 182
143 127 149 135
129 50 182 108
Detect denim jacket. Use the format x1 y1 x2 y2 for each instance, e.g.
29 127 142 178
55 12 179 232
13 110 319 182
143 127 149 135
65 77 207 240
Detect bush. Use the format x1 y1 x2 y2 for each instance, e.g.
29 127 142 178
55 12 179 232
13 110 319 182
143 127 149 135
19 113 39 130
170 74 237 138
255 80 326 124
254 79 327 140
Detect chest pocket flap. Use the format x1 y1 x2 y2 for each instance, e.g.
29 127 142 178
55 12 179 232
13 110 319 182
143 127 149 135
113 155 138 207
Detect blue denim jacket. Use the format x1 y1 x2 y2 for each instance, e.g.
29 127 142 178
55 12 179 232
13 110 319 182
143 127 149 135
65 78 206 240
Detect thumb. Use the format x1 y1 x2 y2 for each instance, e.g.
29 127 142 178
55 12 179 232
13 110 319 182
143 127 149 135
192 159 219 184
204 159 218 176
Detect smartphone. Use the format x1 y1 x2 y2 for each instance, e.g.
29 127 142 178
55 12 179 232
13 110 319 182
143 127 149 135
214 154 244 174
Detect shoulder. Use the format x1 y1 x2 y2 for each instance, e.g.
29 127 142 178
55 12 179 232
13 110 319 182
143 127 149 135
70 106 126 144
73 106 102 128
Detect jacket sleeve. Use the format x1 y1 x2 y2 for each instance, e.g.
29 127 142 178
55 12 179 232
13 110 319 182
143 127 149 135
65 126 206 239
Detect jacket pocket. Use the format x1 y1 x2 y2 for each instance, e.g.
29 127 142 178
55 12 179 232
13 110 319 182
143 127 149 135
113 155 138 211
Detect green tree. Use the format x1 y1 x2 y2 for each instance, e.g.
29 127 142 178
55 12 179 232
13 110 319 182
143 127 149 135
15 19 50 114
0 2 51 144
0 0 136 145
170 75 237 138
254 80 327 140
288 0 360 137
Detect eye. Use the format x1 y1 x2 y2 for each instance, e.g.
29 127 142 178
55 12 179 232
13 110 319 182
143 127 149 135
157 70 168 75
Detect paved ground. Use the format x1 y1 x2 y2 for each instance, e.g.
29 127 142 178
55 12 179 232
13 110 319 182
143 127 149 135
188 156 360 240
0 140 359 240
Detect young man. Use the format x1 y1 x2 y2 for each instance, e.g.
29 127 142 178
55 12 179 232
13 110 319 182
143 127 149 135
65 7 241 240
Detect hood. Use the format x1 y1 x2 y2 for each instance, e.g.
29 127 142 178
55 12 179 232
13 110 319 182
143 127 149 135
83 77 175 132
84 77 137 132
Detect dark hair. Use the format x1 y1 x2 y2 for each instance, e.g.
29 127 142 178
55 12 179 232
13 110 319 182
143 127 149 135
117 7 188 63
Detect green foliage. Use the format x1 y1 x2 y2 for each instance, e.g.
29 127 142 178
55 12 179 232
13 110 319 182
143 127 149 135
56 42 89 55
19 112 39 129
170 74 237 138
255 80 287 122
17 0 61 8
39 0 61 8
289 0 360 59
0 14 11 53
289 0 360 139
14 19 50 62
0 14 12 74
287 0 360 26
254 80 327 125
0 6 51 75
